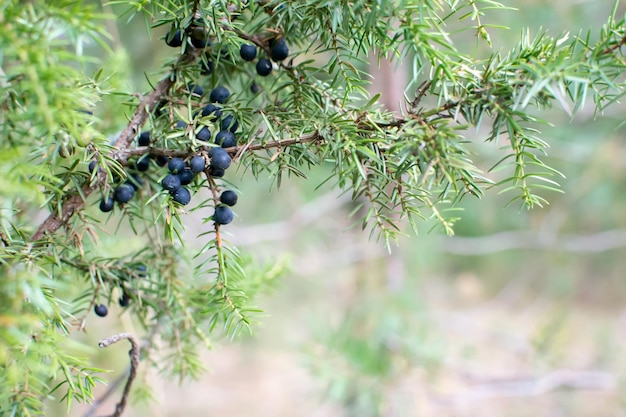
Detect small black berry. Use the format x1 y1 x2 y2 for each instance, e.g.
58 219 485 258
94 304 108 317
168 157 186 174
135 155 150 172
126 174 143 190
154 154 169 167
221 114 239 132
191 36 209 48
114 184 135 203
220 190 238 206
186 84 204 98
118 291 131 307
172 187 192 205
210 86 230 104
138 131 151 146
196 126 212 141
201 104 222 120
165 29 183 47
215 130 237 148
209 166 225 177
256 58 272 76
209 148 232 170
178 169 194 185
200 59 214 75
162 173 181 192
175 120 187 129
189 26 210 48
240 44 257 61
135 264 147 278
213 206 234 225
190 156 206 173
250 81 261 94
99 196 114 212
88 160 97 174
270 37 289 61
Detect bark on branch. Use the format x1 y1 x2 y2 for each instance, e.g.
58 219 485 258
30 76 175 242
93 333 140 417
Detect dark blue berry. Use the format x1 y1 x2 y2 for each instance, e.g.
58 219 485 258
94 304 108 317
175 120 187 129
99 196 114 212
221 114 239 132
191 36 209 48
200 59 214 75
189 27 210 48
209 148 232 170
210 86 230 104
215 130 237 148
256 58 272 76
213 206 234 225
138 131 151 146
220 190 238 206
270 37 289 61
209 166 225 177
154 154 168 167
240 44 257 61
126 174 143 190
114 184 135 203
250 82 261 94
135 155 150 172
135 264 147 279
118 291 131 307
196 126 212 141
165 29 183 47
178 169 194 185
201 104 222 120
162 173 181 192
168 157 186 174
219 48 232 61
88 160 97 173
187 84 204 98
190 156 206 173
172 187 192 205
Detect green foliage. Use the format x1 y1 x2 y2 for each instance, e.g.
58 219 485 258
1 0 625 415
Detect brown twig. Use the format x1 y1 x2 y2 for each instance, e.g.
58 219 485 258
95 333 140 417
123 131 325 159
0 229 10 247
30 75 176 242
599 34 626 56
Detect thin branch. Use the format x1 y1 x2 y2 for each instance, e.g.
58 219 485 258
122 131 325 159
599 34 626 56
30 75 175 242
95 333 140 417
0 229 9 247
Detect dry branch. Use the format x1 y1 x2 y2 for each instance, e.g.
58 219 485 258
30 76 175 242
94 333 140 417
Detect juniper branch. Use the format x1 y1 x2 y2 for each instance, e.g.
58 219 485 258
95 333 139 417
30 74 176 242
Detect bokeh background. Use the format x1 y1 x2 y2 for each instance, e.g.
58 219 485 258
63 1 626 416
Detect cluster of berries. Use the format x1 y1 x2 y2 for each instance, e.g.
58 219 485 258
94 129 236 221
164 16 290 83
90 17 294 317
176 84 239 155
239 36 289 77
93 264 147 317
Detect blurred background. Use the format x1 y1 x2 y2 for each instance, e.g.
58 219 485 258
66 1 626 416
